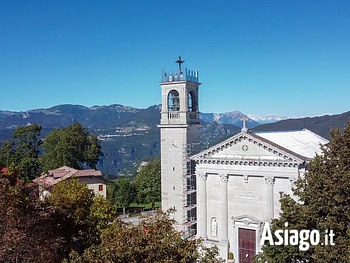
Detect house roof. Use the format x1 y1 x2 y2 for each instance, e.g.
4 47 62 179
33 166 103 188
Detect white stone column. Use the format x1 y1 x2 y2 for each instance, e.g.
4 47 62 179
219 173 229 260
265 176 275 221
197 172 207 239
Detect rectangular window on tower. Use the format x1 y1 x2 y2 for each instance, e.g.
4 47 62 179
99 184 103 192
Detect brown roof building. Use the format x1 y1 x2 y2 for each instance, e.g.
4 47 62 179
34 166 106 198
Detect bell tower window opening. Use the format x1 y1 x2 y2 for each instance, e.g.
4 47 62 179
168 90 180 112
188 91 196 112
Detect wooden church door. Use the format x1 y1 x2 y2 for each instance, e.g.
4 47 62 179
238 228 256 263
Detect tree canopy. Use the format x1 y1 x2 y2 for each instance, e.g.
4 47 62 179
69 210 224 263
111 176 136 215
0 172 225 263
0 122 103 180
0 179 64 263
134 158 161 209
42 122 102 171
0 124 42 181
255 121 350 263
49 178 116 256
0 176 116 263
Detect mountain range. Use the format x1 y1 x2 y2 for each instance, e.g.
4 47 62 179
0 105 286 130
0 104 349 176
200 112 289 127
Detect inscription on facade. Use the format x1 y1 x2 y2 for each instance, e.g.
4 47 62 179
234 189 259 199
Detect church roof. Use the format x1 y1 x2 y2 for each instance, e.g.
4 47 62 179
191 129 328 164
255 129 328 159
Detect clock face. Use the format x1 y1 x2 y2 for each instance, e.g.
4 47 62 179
170 141 178 150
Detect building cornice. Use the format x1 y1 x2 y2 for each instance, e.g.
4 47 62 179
191 132 308 166
195 157 300 167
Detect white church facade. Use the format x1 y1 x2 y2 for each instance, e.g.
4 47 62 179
159 59 329 263
191 128 328 262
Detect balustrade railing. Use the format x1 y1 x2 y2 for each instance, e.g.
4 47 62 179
168 112 180 119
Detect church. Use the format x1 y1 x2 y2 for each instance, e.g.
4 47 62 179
158 59 329 263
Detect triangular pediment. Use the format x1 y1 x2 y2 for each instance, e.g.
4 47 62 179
231 214 264 227
231 214 263 224
191 132 306 164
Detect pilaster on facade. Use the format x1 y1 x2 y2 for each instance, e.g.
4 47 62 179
219 173 229 241
197 172 207 239
264 176 275 221
243 174 249 183
219 173 229 183
199 172 208 181
265 176 275 186
218 172 230 260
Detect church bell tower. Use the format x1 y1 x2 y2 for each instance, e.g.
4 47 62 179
158 57 201 236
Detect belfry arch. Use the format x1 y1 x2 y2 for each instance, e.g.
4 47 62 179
168 90 180 111
188 90 196 112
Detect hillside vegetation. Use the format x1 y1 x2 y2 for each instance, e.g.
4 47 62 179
0 104 239 175
1 104 349 175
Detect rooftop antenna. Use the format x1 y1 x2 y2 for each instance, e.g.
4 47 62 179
175 55 185 73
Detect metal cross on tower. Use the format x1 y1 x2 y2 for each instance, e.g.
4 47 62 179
175 56 185 72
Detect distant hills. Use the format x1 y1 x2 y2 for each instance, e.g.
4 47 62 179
0 104 160 130
0 104 240 175
0 105 285 130
0 104 349 175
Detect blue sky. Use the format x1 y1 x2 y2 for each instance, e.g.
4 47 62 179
1 1 349 117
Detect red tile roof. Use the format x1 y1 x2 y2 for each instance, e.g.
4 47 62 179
33 166 103 188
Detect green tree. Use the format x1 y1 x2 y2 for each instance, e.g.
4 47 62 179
255 122 350 263
49 178 95 258
134 158 161 209
111 177 135 215
42 122 102 171
69 210 224 263
0 124 42 181
49 178 116 259
85 135 101 169
89 194 116 235
0 141 16 168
